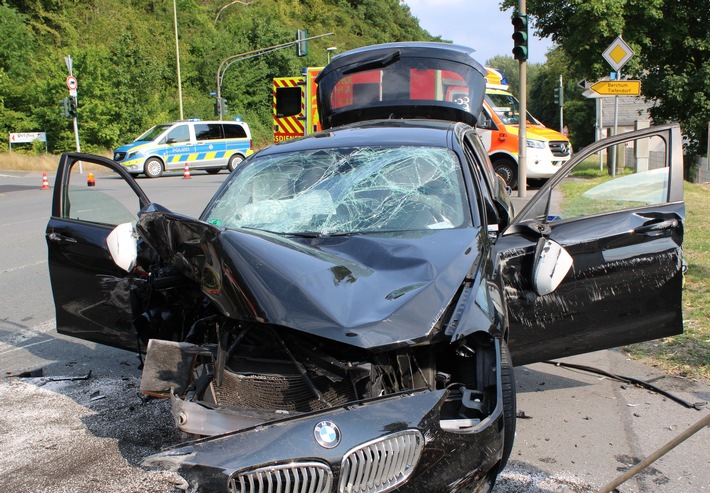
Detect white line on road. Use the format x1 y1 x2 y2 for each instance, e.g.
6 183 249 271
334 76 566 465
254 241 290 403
1 259 47 274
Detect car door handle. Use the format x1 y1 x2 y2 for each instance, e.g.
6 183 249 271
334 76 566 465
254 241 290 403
634 218 678 235
47 232 78 244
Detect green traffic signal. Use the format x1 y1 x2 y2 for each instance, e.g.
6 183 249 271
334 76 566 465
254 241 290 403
511 12 528 61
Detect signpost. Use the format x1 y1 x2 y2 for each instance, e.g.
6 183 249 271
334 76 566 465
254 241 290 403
589 80 641 96
64 55 82 172
601 37 635 176
8 132 47 153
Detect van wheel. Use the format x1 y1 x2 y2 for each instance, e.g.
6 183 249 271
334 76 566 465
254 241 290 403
144 158 164 178
206 168 221 175
227 154 244 172
493 158 518 189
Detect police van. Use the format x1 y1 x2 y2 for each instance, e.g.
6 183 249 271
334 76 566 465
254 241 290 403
112 119 252 178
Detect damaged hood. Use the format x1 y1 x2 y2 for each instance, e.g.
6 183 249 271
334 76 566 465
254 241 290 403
137 208 480 349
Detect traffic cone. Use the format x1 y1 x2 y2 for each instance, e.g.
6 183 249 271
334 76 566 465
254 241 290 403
87 173 96 187
41 172 49 191
182 162 191 179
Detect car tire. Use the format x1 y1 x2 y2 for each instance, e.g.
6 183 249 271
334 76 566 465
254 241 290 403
144 158 164 178
493 158 518 189
227 154 244 172
206 168 221 175
499 340 516 471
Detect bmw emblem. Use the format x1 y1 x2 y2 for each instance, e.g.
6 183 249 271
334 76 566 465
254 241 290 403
314 420 341 449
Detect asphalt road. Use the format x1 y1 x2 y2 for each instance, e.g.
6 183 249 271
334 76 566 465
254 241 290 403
1 169 708 492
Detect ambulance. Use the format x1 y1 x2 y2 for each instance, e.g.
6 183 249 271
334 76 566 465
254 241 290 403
477 68 571 188
273 67 323 142
113 119 252 178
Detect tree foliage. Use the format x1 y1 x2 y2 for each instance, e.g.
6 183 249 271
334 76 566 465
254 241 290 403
503 0 710 156
0 0 435 152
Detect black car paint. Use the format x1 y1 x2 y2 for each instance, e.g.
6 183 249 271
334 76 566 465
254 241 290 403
44 42 684 493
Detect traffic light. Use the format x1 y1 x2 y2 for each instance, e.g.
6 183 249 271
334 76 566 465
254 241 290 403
554 87 563 106
511 12 528 61
68 96 78 118
214 97 228 117
60 98 70 118
296 29 308 57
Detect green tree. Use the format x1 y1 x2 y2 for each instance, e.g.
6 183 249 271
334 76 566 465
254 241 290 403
502 0 710 159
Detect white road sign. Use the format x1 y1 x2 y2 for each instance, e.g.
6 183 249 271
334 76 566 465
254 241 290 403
602 37 635 72
66 76 78 91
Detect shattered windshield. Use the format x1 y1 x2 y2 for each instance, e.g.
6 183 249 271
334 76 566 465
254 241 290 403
204 146 471 235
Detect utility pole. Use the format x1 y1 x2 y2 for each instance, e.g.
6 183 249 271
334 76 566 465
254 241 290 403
559 74 564 133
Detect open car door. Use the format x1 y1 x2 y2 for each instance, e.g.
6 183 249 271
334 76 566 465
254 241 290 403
495 124 685 365
46 153 150 352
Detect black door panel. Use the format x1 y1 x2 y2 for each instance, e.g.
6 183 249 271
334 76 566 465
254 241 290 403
497 125 685 365
46 153 150 352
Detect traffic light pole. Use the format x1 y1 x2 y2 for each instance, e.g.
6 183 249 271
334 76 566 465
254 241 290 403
215 32 333 120
515 0 527 198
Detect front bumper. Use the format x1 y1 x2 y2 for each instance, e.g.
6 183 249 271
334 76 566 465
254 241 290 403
144 389 504 493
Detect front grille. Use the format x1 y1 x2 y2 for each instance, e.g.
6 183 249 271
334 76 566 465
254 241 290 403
229 462 333 493
338 430 424 493
113 151 126 161
549 140 571 157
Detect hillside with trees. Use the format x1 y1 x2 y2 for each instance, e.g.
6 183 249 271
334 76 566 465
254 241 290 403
0 0 437 152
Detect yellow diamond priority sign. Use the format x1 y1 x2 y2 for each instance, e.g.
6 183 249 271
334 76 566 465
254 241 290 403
603 37 635 72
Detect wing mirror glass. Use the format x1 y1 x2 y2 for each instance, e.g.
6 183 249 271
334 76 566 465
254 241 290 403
106 222 138 272
532 237 573 296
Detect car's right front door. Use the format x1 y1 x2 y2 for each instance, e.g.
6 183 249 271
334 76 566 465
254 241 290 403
495 124 685 366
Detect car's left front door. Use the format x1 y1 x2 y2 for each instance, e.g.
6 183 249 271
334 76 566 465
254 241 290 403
46 153 150 352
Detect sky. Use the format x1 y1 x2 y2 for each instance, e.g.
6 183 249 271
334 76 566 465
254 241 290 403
403 0 555 65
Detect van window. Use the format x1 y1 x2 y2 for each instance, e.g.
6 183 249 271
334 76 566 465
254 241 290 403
167 124 190 143
223 124 248 139
276 86 302 117
195 123 223 141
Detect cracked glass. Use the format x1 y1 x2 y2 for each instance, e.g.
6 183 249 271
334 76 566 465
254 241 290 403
205 146 471 235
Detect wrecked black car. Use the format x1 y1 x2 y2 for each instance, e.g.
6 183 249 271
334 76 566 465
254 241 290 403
46 43 685 493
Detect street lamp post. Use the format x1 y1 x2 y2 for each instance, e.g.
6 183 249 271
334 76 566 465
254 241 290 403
215 0 255 23
173 0 184 120
326 46 337 64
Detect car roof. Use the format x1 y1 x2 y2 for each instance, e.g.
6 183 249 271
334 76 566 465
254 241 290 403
256 119 464 157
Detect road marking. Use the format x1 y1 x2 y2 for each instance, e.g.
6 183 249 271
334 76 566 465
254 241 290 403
0 338 53 356
1 259 47 274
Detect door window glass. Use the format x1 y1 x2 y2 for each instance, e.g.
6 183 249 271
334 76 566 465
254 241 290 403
223 124 247 139
65 162 139 226
167 124 190 143
195 124 223 140
547 135 669 221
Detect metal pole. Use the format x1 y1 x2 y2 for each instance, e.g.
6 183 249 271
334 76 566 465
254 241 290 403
215 33 334 122
173 0 184 120
517 0 527 198
611 70 620 176
559 74 564 133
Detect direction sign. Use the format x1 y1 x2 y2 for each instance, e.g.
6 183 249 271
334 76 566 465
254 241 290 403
589 80 641 96
602 37 634 72
66 75 77 91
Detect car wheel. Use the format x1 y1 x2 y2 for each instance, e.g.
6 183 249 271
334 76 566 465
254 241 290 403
206 168 221 175
227 154 244 172
493 158 518 189
144 158 164 178
499 340 517 470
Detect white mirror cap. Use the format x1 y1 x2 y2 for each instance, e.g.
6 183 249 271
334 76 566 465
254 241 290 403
106 222 138 272
534 238 573 296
